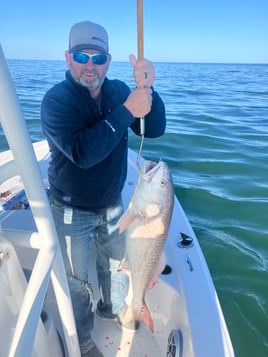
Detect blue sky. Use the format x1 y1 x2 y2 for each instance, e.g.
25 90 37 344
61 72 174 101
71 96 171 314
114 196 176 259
0 0 267 63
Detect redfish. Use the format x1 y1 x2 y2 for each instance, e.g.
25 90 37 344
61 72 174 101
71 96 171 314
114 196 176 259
118 160 174 332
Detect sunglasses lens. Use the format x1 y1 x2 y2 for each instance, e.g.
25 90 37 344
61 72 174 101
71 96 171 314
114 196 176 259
72 53 108 65
92 54 108 65
72 52 89 64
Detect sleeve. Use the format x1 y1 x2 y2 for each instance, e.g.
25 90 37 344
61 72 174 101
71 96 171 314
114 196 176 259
41 87 135 169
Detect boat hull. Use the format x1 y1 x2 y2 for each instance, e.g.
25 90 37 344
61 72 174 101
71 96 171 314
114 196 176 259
0 141 234 356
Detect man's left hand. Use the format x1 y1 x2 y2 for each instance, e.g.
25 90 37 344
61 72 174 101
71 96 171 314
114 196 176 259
129 54 155 88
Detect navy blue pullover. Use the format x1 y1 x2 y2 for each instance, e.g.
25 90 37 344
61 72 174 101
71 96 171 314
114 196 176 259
41 70 166 210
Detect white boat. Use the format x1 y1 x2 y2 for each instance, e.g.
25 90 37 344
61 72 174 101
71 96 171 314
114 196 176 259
0 45 235 356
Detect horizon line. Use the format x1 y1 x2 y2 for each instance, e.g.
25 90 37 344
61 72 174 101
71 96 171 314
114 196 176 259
6 58 268 66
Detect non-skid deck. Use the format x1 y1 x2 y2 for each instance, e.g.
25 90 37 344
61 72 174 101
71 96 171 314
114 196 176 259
92 316 163 357
89 271 183 357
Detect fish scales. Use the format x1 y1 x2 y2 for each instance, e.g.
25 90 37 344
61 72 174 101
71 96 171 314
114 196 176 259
127 237 165 309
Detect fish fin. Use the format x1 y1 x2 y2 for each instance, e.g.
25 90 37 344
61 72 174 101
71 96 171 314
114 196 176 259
123 302 154 333
121 259 130 274
137 303 154 332
117 210 136 234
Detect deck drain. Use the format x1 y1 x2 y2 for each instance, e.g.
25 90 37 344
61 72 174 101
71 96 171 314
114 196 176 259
161 264 172 275
166 329 183 357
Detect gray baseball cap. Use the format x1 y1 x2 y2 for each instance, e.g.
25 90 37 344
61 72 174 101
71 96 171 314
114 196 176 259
69 21 109 53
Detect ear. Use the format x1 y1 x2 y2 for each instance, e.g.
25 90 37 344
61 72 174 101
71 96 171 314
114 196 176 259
65 51 71 68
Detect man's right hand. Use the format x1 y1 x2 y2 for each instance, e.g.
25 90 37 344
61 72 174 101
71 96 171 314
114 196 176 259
124 87 152 118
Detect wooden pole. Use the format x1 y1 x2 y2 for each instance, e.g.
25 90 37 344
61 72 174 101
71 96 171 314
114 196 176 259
137 0 144 60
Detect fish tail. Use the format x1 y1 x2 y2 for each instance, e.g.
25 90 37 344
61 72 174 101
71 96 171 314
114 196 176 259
123 302 154 332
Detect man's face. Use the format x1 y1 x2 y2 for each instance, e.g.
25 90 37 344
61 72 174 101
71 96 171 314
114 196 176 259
65 50 111 98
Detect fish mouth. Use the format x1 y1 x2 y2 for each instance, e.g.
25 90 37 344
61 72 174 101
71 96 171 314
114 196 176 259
143 160 163 182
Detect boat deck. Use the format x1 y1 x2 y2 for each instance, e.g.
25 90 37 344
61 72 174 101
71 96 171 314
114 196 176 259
93 305 165 357
42 260 182 357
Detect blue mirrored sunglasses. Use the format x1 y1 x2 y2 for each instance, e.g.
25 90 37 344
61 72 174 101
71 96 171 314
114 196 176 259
71 52 109 65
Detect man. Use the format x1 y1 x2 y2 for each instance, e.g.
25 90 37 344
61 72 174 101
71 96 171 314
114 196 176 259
41 20 166 356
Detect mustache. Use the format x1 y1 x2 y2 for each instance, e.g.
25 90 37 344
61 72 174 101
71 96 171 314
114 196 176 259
81 68 99 76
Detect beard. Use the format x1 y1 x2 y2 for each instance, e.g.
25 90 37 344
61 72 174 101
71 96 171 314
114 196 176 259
79 68 103 92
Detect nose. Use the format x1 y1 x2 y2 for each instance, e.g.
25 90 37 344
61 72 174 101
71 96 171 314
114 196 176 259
85 59 96 68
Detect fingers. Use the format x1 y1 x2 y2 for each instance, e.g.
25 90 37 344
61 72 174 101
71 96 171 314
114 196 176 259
124 87 152 118
129 54 155 88
129 54 138 67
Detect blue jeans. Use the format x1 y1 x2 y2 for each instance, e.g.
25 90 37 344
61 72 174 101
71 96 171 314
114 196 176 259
50 196 127 346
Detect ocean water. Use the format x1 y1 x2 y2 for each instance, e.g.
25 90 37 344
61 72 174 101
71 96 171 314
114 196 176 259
1 59 268 356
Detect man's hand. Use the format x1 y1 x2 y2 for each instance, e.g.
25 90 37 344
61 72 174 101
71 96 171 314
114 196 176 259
124 87 152 118
129 54 155 88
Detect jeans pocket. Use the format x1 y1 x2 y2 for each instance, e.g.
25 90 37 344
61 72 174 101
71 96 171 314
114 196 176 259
50 196 65 209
